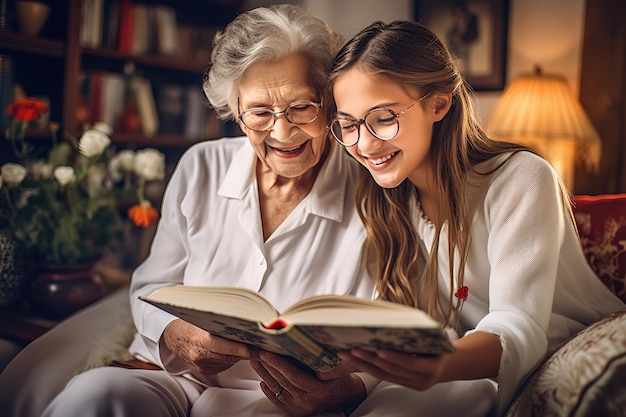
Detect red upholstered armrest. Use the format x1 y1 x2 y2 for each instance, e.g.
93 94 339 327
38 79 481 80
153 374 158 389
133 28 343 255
572 194 626 303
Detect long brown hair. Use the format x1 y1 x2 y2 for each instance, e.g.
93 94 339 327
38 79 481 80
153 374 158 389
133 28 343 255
329 20 560 327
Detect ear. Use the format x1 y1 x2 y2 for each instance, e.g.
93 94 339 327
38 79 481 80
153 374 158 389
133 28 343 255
431 93 452 122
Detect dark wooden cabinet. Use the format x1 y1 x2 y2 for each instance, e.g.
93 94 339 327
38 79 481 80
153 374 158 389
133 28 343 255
0 0 243 151
576 0 626 194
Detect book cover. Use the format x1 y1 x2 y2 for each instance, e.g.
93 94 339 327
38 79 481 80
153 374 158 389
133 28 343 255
135 77 159 137
140 286 455 372
157 84 183 134
154 5 179 56
102 0 120 49
0 54 13 129
117 0 134 53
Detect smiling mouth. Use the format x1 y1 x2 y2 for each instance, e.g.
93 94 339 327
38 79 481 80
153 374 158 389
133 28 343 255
369 152 397 165
271 144 304 153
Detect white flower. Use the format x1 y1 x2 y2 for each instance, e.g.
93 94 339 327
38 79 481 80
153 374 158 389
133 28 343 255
109 149 136 182
134 148 165 181
1 163 27 187
78 129 111 158
53 166 76 186
92 122 113 136
32 161 54 180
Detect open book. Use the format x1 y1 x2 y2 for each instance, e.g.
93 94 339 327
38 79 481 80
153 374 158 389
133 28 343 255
140 285 455 372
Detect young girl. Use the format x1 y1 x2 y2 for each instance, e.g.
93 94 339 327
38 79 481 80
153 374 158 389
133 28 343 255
328 20 625 416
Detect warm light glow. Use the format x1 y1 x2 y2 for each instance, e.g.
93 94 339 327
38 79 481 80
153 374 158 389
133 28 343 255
486 67 601 188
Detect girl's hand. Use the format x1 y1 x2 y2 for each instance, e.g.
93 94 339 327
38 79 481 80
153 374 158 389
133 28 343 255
338 331 502 391
338 348 448 391
163 319 250 375
251 351 366 417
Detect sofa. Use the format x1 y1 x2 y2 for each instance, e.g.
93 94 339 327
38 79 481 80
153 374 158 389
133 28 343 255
1 194 625 417
504 194 626 417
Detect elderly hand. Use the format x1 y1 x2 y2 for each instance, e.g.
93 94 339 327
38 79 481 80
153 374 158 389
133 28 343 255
163 319 251 376
251 351 366 417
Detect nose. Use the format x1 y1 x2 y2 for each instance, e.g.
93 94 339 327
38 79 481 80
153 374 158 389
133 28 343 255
356 122 383 153
269 112 295 141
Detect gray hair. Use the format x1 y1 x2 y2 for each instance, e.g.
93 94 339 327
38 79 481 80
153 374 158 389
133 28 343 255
203 4 343 121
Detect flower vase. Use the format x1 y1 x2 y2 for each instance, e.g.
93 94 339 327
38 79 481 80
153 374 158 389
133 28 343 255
14 1 50 37
0 229 25 309
28 263 106 320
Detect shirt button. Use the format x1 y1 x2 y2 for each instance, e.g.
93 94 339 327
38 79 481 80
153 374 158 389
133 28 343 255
259 258 265 265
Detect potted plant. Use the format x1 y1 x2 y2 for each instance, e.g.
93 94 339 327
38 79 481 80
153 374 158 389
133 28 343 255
0 97 164 318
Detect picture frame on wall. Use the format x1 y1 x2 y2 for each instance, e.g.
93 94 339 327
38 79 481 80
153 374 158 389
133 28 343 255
414 0 509 91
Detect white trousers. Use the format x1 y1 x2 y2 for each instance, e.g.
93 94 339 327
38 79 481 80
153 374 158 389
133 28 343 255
41 365 497 417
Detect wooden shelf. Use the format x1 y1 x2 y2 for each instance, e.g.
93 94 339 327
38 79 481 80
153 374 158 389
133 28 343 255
0 31 64 57
0 0 243 151
82 47 208 75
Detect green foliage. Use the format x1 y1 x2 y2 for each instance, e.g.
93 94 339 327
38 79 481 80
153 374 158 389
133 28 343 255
2 142 124 264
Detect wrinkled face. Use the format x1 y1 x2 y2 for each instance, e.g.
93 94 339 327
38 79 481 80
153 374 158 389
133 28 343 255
332 68 440 189
236 54 329 179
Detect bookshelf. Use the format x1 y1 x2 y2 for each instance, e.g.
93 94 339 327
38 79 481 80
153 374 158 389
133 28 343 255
0 0 244 152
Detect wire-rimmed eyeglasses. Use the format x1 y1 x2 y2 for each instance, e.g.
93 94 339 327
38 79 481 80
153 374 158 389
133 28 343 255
237 98 323 132
328 93 430 146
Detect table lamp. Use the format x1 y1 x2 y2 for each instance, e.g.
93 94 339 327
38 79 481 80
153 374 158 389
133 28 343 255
486 66 601 189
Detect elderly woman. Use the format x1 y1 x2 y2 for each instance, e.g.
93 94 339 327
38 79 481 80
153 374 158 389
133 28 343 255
38 5 374 417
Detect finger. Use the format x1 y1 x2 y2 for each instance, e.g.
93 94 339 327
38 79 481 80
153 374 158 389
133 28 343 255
339 349 437 391
338 350 395 379
188 343 241 365
259 351 315 391
251 360 281 393
365 348 442 378
259 380 289 405
206 334 250 357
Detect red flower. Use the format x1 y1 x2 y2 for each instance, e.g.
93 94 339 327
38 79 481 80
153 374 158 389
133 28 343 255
128 202 159 228
455 285 469 301
7 97 49 122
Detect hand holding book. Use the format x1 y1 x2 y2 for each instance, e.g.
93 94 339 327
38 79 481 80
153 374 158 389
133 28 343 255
140 285 455 372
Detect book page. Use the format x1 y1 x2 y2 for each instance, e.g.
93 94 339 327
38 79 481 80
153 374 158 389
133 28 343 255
283 294 441 327
141 285 279 324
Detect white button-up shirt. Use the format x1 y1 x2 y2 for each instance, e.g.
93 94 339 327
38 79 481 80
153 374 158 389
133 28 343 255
128 137 375 378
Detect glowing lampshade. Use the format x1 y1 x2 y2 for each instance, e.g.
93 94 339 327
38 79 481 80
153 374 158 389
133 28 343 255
486 67 601 188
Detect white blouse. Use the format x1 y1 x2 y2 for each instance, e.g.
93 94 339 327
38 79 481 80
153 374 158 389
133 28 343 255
413 151 625 415
128 137 376 378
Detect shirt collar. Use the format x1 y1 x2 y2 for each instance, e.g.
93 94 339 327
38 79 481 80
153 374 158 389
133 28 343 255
218 140 349 223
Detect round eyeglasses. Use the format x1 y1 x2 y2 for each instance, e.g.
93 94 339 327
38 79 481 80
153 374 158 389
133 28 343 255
328 94 430 146
237 98 323 132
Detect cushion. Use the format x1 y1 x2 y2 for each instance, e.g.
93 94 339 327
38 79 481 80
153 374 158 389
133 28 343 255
572 194 626 303
504 308 626 417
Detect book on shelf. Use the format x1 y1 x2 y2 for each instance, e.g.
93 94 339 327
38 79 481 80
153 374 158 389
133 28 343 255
117 0 134 53
86 71 125 129
78 0 223 60
134 77 159 137
154 5 179 56
156 84 184 134
101 0 121 49
140 285 455 372
0 54 14 129
183 86 223 141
